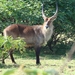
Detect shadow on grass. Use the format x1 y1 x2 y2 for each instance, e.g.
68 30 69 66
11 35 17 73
14 47 36 59
0 63 19 68
0 62 37 69
14 46 63 60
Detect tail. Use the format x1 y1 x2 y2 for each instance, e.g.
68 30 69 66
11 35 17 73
0 32 4 48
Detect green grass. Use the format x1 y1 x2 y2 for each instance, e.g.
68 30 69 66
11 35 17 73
0 50 75 75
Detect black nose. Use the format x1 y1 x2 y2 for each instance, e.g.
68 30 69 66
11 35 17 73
45 25 49 29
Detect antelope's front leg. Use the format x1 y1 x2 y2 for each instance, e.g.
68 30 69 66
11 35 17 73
35 47 41 65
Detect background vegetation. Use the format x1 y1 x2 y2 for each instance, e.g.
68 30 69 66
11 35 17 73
0 0 75 75
0 0 75 54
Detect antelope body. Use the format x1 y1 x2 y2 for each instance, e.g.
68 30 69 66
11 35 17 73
3 3 58 64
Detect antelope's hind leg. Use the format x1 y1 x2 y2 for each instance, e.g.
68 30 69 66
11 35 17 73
9 50 16 64
2 55 5 64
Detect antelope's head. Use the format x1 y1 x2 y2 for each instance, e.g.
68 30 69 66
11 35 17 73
42 2 58 29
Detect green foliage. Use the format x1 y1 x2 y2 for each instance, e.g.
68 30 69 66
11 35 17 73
3 69 15 75
3 66 59 75
0 0 42 30
0 35 26 59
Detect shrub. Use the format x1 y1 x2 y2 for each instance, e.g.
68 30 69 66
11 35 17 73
0 35 26 60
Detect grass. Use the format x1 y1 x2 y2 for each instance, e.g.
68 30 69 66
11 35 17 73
0 49 75 75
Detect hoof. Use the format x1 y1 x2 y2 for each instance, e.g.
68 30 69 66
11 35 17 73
12 61 16 64
36 62 41 65
2 60 5 64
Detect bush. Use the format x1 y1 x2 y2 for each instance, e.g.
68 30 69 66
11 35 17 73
0 35 26 60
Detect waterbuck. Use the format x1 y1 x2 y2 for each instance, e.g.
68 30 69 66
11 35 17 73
3 3 58 65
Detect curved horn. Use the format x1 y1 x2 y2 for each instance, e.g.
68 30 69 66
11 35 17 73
42 3 47 21
50 2 58 20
